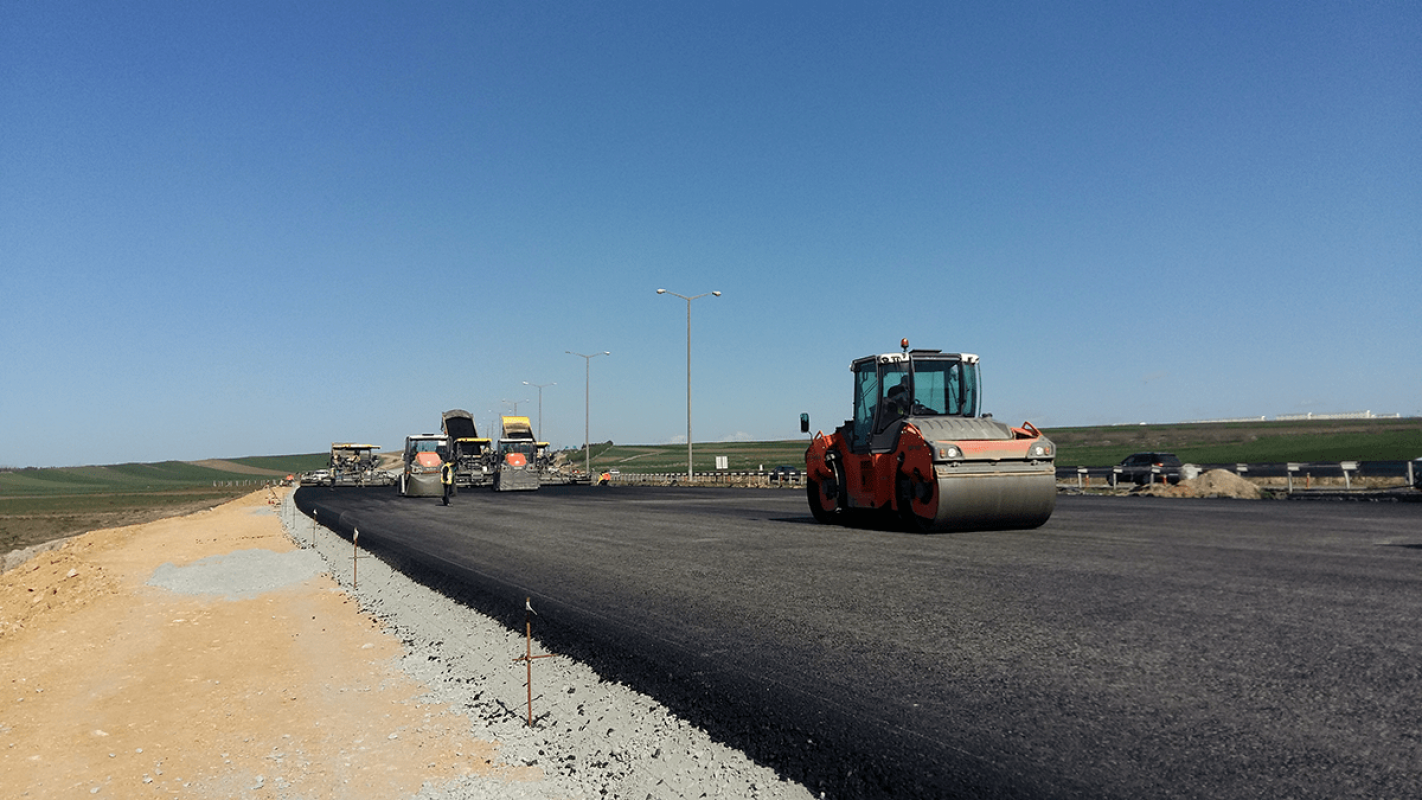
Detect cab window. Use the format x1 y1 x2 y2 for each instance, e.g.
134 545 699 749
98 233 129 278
910 360 978 417
850 363 881 449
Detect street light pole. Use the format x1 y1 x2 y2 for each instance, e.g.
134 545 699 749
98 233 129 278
566 350 610 479
522 381 555 441
656 288 721 480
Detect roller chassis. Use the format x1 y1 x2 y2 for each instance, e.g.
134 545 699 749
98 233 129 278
804 345 1056 533
806 419 1055 532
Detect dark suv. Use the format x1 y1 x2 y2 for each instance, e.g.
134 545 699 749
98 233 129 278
1114 452 1184 485
768 465 801 484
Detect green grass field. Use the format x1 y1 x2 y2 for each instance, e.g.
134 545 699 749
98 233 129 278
565 440 816 475
564 417 1422 474
0 454 325 554
4 420 1417 555
1044 418 1422 466
0 457 318 497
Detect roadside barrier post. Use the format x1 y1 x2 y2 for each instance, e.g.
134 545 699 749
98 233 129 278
352 528 359 589
514 598 554 727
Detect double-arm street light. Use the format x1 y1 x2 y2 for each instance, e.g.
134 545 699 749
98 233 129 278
566 350 610 478
656 288 721 480
522 381 555 441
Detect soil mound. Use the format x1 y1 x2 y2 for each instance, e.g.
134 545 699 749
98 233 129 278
1132 468 1262 500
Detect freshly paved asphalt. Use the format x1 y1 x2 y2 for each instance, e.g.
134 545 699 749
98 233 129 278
295 485 1422 799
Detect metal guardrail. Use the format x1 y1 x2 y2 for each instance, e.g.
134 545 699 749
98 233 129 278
1059 460 1420 491
599 463 1419 491
609 471 807 488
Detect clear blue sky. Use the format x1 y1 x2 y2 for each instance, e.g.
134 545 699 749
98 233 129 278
3 1 1418 468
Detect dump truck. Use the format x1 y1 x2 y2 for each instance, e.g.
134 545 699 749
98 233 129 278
493 415 541 492
803 339 1056 532
441 409 495 489
399 433 449 497
326 443 390 487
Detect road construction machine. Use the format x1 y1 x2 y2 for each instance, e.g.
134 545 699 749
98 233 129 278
441 409 495 489
399 433 449 497
326 443 391 487
493 415 542 492
803 340 1056 532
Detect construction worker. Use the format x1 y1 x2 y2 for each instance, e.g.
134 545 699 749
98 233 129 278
441 460 455 505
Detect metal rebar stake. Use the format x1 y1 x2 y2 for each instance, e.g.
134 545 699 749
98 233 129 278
514 597 554 727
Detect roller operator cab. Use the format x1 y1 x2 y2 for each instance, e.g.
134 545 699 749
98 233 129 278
804 339 1056 532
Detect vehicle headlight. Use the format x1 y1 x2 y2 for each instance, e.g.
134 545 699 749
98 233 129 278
1031 444 1053 457
938 446 961 459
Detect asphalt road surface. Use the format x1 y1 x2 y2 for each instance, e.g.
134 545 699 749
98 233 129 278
294 486 1422 799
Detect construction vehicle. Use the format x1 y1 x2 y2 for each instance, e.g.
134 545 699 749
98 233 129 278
399 433 449 497
298 470 330 487
803 339 1056 532
533 441 555 476
325 443 392 487
493 415 541 492
441 409 495 489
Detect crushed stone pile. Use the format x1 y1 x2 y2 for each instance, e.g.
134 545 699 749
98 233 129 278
1132 468 1262 500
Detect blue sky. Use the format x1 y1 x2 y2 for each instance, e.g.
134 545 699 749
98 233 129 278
3 1 1418 468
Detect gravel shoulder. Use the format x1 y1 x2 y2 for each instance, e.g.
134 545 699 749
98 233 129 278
0 488 813 799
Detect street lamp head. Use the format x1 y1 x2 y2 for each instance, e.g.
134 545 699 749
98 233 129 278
712 291 722 297
603 351 611 355
656 288 667 294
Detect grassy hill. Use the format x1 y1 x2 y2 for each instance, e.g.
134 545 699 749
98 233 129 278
0 455 325 498
0 454 326 554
